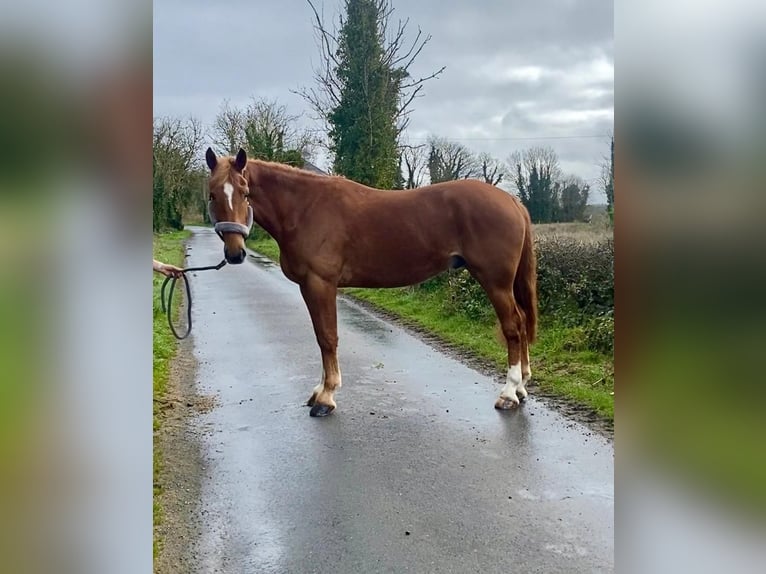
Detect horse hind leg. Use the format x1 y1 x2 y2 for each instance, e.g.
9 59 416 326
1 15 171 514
495 306 530 402
518 307 531 400
481 282 525 410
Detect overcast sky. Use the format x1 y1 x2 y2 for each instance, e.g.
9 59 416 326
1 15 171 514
154 0 613 202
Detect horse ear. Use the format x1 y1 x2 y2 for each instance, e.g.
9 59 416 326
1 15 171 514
205 147 217 171
235 148 248 172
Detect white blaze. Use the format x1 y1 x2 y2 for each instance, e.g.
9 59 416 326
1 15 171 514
223 182 234 211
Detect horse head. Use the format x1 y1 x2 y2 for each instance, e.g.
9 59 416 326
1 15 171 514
205 147 253 264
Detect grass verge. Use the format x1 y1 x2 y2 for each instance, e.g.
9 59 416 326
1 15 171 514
152 229 190 558
248 236 281 261
248 236 614 421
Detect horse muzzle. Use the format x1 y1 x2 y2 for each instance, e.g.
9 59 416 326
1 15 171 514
208 202 253 264
223 245 247 264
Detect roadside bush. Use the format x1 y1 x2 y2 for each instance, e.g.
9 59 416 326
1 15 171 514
536 236 614 354
584 311 614 354
426 235 614 354
417 272 449 293
443 270 494 322
536 236 613 316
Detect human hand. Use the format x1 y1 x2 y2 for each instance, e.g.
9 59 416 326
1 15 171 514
153 260 184 278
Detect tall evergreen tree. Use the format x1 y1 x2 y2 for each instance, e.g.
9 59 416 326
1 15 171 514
328 0 402 187
605 136 614 223
300 0 444 188
559 178 590 222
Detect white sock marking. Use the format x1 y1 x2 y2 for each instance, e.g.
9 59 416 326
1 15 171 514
314 367 342 398
500 361 523 403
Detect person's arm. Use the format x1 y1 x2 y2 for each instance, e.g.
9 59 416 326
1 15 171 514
153 259 183 278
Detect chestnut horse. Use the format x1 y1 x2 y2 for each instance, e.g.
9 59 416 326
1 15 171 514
205 148 537 417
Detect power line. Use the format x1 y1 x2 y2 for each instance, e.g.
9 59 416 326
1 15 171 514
406 134 609 142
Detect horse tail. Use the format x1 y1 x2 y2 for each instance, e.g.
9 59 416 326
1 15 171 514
513 206 538 343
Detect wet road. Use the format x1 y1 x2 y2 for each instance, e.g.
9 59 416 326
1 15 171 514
184 226 613 573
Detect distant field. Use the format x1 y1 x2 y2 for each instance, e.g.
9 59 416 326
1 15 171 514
534 220 612 243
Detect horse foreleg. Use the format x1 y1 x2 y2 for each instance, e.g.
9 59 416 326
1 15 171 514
300 275 341 417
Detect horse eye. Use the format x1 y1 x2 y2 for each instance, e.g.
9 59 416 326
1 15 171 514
209 193 214 201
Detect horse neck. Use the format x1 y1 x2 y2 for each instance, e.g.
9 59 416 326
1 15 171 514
246 161 314 244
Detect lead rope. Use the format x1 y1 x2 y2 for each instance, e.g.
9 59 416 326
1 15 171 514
160 260 227 340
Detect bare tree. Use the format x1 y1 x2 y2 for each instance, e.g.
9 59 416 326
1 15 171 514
296 0 445 138
244 99 316 161
211 98 316 162
428 136 478 183
508 146 562 183
153 116 204 188
477 152 506 186
401 144 427 188
153 116 205 229
211 99 246 155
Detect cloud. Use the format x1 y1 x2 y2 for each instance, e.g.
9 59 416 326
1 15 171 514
154 0 613 202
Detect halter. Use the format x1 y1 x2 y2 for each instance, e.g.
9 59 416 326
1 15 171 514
208 200 254 240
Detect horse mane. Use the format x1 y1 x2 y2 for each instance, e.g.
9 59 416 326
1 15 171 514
251 159 328 178
248 159 337 192
210 157 328 191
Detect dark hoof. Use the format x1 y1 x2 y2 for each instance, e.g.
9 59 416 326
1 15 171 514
494 397 520 410
306 394 317 407
309 404 335 417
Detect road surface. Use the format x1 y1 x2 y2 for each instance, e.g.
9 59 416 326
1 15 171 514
180 226 613 573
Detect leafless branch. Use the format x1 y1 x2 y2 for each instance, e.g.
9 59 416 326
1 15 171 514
478 152 506 186
297 0 445 142
401 66 446 90
401 143 427 188
428 135 479 182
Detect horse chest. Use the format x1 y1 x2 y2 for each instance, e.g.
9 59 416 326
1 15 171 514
278 253 302 283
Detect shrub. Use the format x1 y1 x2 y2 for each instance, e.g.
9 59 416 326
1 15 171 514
443 270 495 322
584 311 614 354
431 236 614 353
535 236 614 354
536 236 613 316
417 272 449 293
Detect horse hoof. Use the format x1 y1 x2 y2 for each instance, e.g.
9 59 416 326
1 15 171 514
306 394 317 407
494 397 519 410
309 404 335 417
